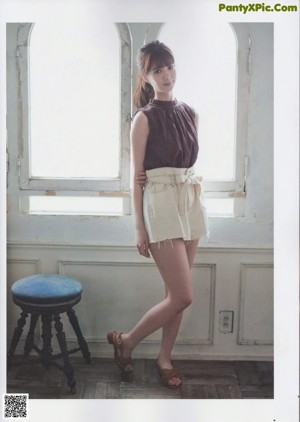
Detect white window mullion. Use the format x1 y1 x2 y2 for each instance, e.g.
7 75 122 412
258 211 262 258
20 177 122 192
116 23 131 192
17 23 33 191
231 22 251 199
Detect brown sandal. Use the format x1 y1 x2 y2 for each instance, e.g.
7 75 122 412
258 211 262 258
156 362 183 389
107 331 133 374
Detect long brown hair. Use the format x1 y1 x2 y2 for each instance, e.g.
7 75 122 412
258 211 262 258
133 41 175 109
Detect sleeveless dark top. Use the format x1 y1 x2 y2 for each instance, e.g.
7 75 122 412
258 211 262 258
140 99 199 170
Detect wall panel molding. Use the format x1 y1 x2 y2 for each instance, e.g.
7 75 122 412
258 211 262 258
7 258 41 272
58 260 216 346
238 263 274 345
6 242 274 359
7 241 273 255
7 241 273 269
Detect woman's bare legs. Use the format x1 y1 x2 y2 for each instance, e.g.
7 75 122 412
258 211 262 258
157 239 199 385
120 238 198 385
158 240 199 359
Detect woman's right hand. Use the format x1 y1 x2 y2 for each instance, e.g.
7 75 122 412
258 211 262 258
136 227 151 258
135 171 147 188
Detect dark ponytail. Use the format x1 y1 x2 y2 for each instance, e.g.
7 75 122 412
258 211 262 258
133 75 155 109
133 41 175 109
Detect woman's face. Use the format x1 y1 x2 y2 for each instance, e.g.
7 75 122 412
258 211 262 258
144 63 176 97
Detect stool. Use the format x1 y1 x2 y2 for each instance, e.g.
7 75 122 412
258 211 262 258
8 274 91 394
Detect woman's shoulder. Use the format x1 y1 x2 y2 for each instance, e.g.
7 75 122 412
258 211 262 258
133 103 157 125
177 101 199 128
177 101 196 114
131 109 149 132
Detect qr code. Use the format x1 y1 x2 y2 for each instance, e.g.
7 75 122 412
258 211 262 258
3 394 28 419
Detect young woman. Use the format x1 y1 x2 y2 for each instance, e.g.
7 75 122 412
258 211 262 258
107 41 208 389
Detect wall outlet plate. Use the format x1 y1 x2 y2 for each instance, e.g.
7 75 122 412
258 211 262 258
219 310 234 333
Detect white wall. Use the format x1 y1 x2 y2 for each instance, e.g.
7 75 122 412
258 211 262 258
6 18 273 360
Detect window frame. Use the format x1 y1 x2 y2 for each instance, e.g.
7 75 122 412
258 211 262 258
17 22 131 194
196 23 251 218
15 22 250 217
156 22 250 217
205 22 250 217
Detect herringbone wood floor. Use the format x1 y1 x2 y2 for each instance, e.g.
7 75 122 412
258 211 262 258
7 357 273 399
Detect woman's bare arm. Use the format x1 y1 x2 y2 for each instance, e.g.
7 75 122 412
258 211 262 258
130 111 150 257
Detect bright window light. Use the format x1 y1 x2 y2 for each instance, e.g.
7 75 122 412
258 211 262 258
160 21 236 181
29 196 123 216
29 21 120 178
205 198 234 217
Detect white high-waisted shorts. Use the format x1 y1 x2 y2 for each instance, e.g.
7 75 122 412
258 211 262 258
143 166 209 244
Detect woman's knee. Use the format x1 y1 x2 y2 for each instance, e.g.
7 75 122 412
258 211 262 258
171 292 192 313
182 293 193 310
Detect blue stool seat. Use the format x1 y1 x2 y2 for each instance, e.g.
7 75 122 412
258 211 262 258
8 274 91 394
12 274 83 305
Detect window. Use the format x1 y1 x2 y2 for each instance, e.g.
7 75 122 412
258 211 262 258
29 22 120 179
160 22 249 217
16 22 250 217
17 22 131 215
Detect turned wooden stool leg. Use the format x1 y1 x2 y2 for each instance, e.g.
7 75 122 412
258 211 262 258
24 312 39 357
41 313 53 368
67 308 91 363
53 313 76 394
7 310 28 368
